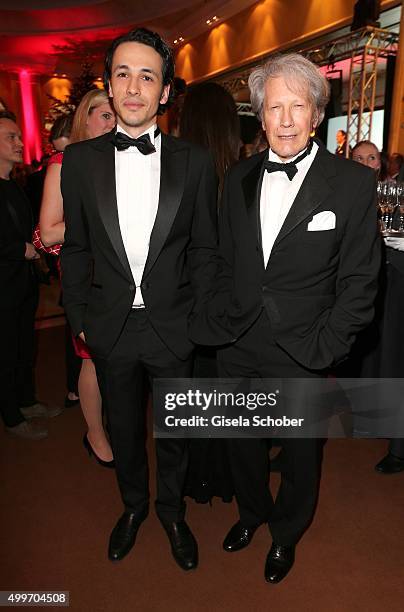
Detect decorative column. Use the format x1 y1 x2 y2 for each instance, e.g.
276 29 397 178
18 70 42 165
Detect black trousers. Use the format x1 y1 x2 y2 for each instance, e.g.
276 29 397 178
217 310 323 546
94 310 192 525
0 288 39 427
389 438 404 458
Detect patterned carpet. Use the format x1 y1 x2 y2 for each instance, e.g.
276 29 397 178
2 325 404 612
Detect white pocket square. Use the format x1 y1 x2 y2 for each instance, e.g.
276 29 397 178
307 210 336 231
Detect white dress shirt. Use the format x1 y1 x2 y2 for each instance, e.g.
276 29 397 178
260 141 318 266
115 124 161 307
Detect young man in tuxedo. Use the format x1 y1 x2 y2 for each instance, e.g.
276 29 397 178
190 53 381 582
60 28 217 570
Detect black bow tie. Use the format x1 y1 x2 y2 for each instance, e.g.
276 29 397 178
111 127 160 154
264 139 313 181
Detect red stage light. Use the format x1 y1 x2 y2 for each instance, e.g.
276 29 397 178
19 69 42 165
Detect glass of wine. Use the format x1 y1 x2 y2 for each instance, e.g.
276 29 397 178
397 182 404 233
377 181 388 232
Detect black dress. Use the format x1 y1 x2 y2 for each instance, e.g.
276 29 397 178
184 347 234 503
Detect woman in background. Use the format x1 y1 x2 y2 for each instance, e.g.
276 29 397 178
351 140 404 472
40 89 116 467
180 82 241 502
29 113 81 407
351 139 388 180
179 81 240 192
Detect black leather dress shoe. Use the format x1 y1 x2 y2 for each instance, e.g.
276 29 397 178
108 511 146 561
223 521 258 552
265 543 295 583
375 453 404 474
163 521 198 570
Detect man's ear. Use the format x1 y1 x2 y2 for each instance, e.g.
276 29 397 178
108 81 113 98
160 84 170 105
312 110 319 130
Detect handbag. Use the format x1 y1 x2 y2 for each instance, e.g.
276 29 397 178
32 223 61 256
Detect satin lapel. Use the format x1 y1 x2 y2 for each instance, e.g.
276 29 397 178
91 140 133 281
272 146 334 249
242 151 267 263
143 136 188 279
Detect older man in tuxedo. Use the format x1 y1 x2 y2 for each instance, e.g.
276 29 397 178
61 28 217 570
190 53 380 582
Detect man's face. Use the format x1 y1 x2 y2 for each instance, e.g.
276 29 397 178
336 130 345 145
109 41 170 137
0 119 23 165
262 76 317 161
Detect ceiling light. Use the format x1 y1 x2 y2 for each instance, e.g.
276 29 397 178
207 15 219 26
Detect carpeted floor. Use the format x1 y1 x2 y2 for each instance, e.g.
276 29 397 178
2 325 404 612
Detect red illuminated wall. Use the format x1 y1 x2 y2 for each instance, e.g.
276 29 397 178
18 70 43 164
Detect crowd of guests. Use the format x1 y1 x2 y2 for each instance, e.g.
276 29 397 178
1 26 404 584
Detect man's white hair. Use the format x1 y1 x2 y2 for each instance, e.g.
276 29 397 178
249 53 330 125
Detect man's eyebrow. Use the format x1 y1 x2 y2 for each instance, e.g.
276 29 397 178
140 68 158 76
113 64 130 72
113 65 158 76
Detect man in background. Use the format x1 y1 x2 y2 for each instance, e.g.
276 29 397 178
0 111 61 439
335 129 351 157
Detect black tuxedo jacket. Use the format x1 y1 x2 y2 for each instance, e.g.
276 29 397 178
0 178 36 309
60 129 217 360
190 140 381 371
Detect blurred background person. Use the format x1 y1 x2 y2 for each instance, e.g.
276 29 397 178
335 129 351 157
0 110 61 439
351 140 388 180
40 89 116 466
179 81 241 193
240 128 268 160
180 81 240 503
387 152 403 181
50 113 74 153
374 229 404 474
350 140 404 473
167 76 187 137
29 112 81 407
26 114 75 282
